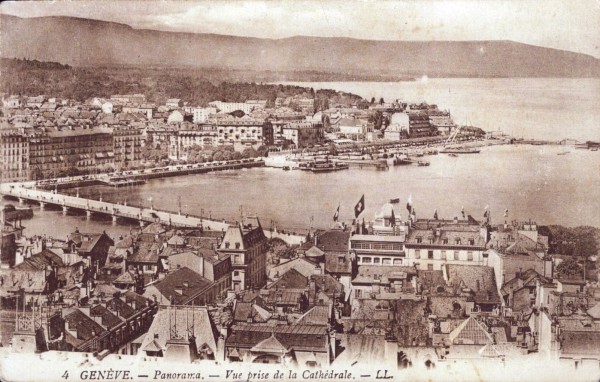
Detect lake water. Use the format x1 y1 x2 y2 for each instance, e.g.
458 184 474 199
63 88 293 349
13 144 600 240
7 78 600 240
279 78 600 142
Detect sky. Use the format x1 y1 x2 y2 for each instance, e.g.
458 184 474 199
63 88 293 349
1 0 599 58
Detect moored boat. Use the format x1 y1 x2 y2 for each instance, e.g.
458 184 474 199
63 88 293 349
440 147 481 154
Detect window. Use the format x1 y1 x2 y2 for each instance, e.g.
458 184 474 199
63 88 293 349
373 258 381 264
393 259 403 265
338 256 345 264
416 237 422 244
427 264 434 271
362 257 372 264
224 242 230 249
428 251 434 259
235 242 241 249
454 251 459 260
467 251 473 261
455 238 461 245
234 271 239 277
441 250 446 260
443 238 448 245
469 239 475 245
415 250 421 259
355 289 362 298
382 258 391 265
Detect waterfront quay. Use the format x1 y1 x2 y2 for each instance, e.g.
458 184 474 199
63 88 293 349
0 182 305 245
33 158 265 190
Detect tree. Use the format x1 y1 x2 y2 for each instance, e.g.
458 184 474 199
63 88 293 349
370 97 376 105
379 97 385 105
213 151 224 162
556 258 583 278
242 147 258 158
328 142 338 156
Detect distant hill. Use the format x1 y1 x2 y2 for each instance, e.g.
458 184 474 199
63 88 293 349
1 14 599 78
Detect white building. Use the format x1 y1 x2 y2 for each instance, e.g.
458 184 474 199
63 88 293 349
192 107 217 123
384 113 409 141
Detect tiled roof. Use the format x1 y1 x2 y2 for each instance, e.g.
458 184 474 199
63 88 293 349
233 301 272 323
310 274 343 295
353 265 415 284
268 268 308 290
227 323 328 352
140 306 218 354
149 267 211 305
64 309 107 341
263 289 305 306
445 264 501 304
325 252 352 275
449 317 493 345
251 334 289 353
560 331 600 357
113 271 136 285
418 270 447 294
332 334 385 365
128 241 161 264
90 304 123 329
428 296 467 319
13 249 64 271
316 230 350 253
1 270 47 293
269 257 320 280
587 303 600 319
295 305 330 326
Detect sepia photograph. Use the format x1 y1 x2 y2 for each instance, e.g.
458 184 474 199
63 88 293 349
0 0 599 381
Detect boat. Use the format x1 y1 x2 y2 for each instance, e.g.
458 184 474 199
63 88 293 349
102 177 147 187
448 153 459 157
389 198 400 204
282 166 291 171
299 158 349 173
557 151 570 155
592 148 599 152
417 160 430 166
440 147 481 154
392 155 412 165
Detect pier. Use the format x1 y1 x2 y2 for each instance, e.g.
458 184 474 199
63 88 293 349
0 183 305 245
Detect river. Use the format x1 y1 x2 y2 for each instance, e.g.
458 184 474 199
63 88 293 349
6 78 600 240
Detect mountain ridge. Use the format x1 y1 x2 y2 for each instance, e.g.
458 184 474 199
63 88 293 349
1 14 599 77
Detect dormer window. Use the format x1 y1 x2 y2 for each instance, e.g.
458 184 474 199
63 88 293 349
224 242 230 249
443 239 448 245
416 237 422 244
235 242 240 249
468 239 475 245
455 238 461 245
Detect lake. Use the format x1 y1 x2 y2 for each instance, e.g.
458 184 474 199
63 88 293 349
9 78 600 240
279 78 600 142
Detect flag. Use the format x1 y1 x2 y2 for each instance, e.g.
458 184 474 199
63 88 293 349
333 203 340 222
504 209 509 217
483 205 489 218
433 209 438 220
406 194 413 213
390 208 396 227
354 195 365 218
